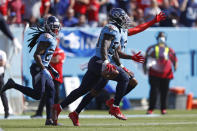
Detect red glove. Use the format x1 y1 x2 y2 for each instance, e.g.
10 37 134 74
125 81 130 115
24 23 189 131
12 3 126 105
131 51 145 63
105 63 116 72
154 11 166 23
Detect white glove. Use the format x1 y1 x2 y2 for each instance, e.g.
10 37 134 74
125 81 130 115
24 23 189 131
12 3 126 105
13 38 22 54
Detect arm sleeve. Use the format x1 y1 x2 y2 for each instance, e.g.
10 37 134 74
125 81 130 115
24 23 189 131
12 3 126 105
128 19 156 36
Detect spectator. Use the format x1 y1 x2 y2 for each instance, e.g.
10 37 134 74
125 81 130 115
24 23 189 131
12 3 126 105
134 8 145 25
7 0 24 24
0 50 9 119
62 8 78 27
143 31 178 115
74 0 89 17
58 0 75 17
144 0 161 26
116 0 131 15
40 0 51 17
0 0 8 19
87 0 108 27
31 42 66 118
160 0 180 27
23 0 41 26
74 14 89 27
180 0 197 27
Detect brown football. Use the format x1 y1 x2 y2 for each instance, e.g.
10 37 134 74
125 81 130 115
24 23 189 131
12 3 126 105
101 68 119 80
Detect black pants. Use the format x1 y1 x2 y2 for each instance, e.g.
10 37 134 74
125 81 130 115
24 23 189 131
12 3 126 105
35 80 61 116
148 75 170 110
0 74 9 114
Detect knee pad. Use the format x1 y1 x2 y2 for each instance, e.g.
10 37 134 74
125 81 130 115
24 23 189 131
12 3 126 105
90 89 99 97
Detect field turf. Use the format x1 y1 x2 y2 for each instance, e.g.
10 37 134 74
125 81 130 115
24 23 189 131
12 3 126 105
0 110 197 131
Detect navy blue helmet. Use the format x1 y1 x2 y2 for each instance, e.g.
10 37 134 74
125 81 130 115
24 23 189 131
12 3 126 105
44 16 61 36
109 8 132 29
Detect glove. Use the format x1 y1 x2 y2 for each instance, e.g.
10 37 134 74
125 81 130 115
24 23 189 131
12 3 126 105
13 38 22 54
121 65 134 77
131 51 145 63
41 68 52 80
154 11 166 23
48 65 59 79
51 68 59 79
102 60 116 72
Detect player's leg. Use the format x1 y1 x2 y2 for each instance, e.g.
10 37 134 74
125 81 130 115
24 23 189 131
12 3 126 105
0 64 43 100
0 74 9 118
106 77 138 109
109 66 130 120
31 94 46 118
45 78 56 125
147 76 160 114
75 78 109 114
68 78 109 126
53 80 61 104
160 78 170 114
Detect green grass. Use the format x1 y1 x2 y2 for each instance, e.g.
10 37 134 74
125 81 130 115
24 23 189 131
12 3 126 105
1 110 197 131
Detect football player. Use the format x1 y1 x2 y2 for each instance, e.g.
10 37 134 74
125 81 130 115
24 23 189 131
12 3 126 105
52 8 166 126
0 16 61 125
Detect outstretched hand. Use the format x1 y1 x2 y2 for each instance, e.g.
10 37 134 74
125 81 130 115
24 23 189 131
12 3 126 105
131 51 145 63
154 11 166 23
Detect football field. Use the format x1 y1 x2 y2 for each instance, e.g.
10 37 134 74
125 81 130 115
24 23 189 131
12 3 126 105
0 110 197 131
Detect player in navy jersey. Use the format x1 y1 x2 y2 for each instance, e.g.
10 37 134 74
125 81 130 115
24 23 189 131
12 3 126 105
0 16 61 125
52 8 166 126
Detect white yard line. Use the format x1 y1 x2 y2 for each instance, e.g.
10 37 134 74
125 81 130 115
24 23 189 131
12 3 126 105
0 113 197 120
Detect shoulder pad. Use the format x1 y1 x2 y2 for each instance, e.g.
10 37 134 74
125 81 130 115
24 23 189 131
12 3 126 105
106 24 119 32
44 33 53 39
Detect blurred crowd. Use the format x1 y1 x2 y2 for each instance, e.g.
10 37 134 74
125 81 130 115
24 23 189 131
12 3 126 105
1 0 197 27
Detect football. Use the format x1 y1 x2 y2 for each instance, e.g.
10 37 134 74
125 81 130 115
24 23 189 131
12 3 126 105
101 68 119 80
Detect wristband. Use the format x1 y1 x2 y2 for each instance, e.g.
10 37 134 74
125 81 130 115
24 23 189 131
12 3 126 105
103 60 109 65
119 64 124 68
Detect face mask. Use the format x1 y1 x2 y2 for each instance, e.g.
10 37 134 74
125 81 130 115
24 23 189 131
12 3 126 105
158 37 166 43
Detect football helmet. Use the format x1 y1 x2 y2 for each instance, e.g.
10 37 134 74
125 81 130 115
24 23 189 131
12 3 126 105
109 8 132 29
44 16 61 36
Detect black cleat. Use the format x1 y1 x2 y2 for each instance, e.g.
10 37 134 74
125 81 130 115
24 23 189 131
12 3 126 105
0 78 15 96
4 112 9 119
45 119 55 126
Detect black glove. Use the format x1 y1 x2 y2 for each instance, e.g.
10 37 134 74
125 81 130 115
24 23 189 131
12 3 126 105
48 65 59 79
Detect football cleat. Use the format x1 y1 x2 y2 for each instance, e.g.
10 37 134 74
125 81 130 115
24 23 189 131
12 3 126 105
146 110 153 115
106 98 114 108
109 106 127 120
0 78 15 96
161 109 167 115
69 112 80 126
52 104 62 125
45 119 55 126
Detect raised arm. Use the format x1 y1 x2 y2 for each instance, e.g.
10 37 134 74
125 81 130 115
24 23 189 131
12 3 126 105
128 11 166 36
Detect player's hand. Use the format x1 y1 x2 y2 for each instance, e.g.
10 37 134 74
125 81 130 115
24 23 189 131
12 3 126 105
131 51 145 63
102 60 116 72
122 66 134 77
41 68 52 80
154 11 166 23
105 63 116 72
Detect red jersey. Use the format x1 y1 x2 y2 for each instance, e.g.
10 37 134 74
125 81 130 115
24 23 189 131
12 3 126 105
40 0 50 16
87 0 100 21
50 47 65 83
145 44 177 79
74 1 88 15
0 0 8 16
